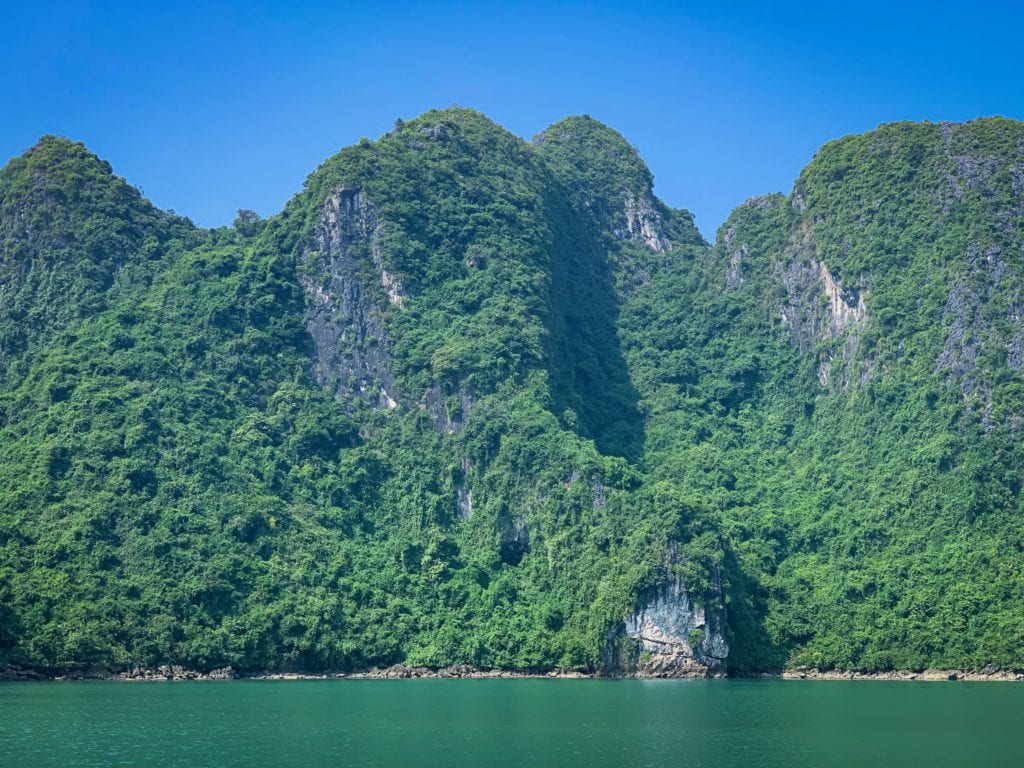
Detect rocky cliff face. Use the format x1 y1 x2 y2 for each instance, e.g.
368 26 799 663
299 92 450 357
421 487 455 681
5 111 1024 679
421 383 475 435
938 242 1024 427
609 568 729 677
723 201 870 389
774 225 867 371
618 189 672 253
301 186 401 411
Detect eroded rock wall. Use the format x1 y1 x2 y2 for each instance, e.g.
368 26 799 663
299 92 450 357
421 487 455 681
610 570 729 677
301 187 401 411
619 189 672 253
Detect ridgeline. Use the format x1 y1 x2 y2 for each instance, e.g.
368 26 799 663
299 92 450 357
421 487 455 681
1 110 1022 676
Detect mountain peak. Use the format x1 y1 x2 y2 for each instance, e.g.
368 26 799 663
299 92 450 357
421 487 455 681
533 114 655 198
4 135 114 184
0 134 140 225
2 110 1023 678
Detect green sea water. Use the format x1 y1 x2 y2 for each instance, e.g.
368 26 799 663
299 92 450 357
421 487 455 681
1 679 1021 767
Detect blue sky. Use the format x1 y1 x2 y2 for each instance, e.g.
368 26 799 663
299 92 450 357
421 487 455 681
4 1 1023 238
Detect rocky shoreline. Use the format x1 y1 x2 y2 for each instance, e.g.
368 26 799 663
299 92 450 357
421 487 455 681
253 664 594 680
758 666 1024 682
3 661 1022 682
0 662 594 682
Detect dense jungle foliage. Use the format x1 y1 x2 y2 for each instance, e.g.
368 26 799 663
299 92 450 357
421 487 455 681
1 110 1022 673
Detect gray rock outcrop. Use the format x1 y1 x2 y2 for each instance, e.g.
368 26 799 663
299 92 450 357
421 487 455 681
623 575 728 676
301 187 402 411
618 189 672 252
937 243 1024 428
607 563 729 678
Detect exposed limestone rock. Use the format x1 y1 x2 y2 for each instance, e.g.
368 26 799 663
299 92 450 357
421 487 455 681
820 261 866 335
769 667 1024 682
777 226 867 349
617 572 729 677
723 196 780 289
562 470 607 509
418 123 449 140
1009 326 1024 373
607 542 728 677
940 121 1001 201
773 223 869 388
343 664 592 679
937 243 1023 427
933 132 1024 414
380 268 404 307
422 384 475 435
379 387 398 410
1012 164 1024 197
455 485 472 520
301 187 402 411
0 664 45 681
938 123 1023 229
619 189 672 252
48 665 237 681
949 153 1000 198
742 195 780 211
726 242 747 289
817 354 833 387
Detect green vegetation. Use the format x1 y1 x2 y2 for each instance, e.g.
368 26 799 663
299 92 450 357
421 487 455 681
1 113 1022 675
615 119 1024 671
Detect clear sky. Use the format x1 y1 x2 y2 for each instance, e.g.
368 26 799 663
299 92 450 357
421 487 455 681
4 1 1023 238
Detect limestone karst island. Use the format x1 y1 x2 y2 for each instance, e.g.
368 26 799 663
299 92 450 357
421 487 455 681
3 2 1024 765
3 110 1023 681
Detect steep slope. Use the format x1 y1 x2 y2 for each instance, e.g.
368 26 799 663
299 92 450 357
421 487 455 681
265 108 728 672
0 138 370 670
532 116 708 462
0 113 727 676
630 118 1024 671
0 136 195 383
2 113 1022 678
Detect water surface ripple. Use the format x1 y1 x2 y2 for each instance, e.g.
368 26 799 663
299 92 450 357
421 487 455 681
2 679 1021 767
